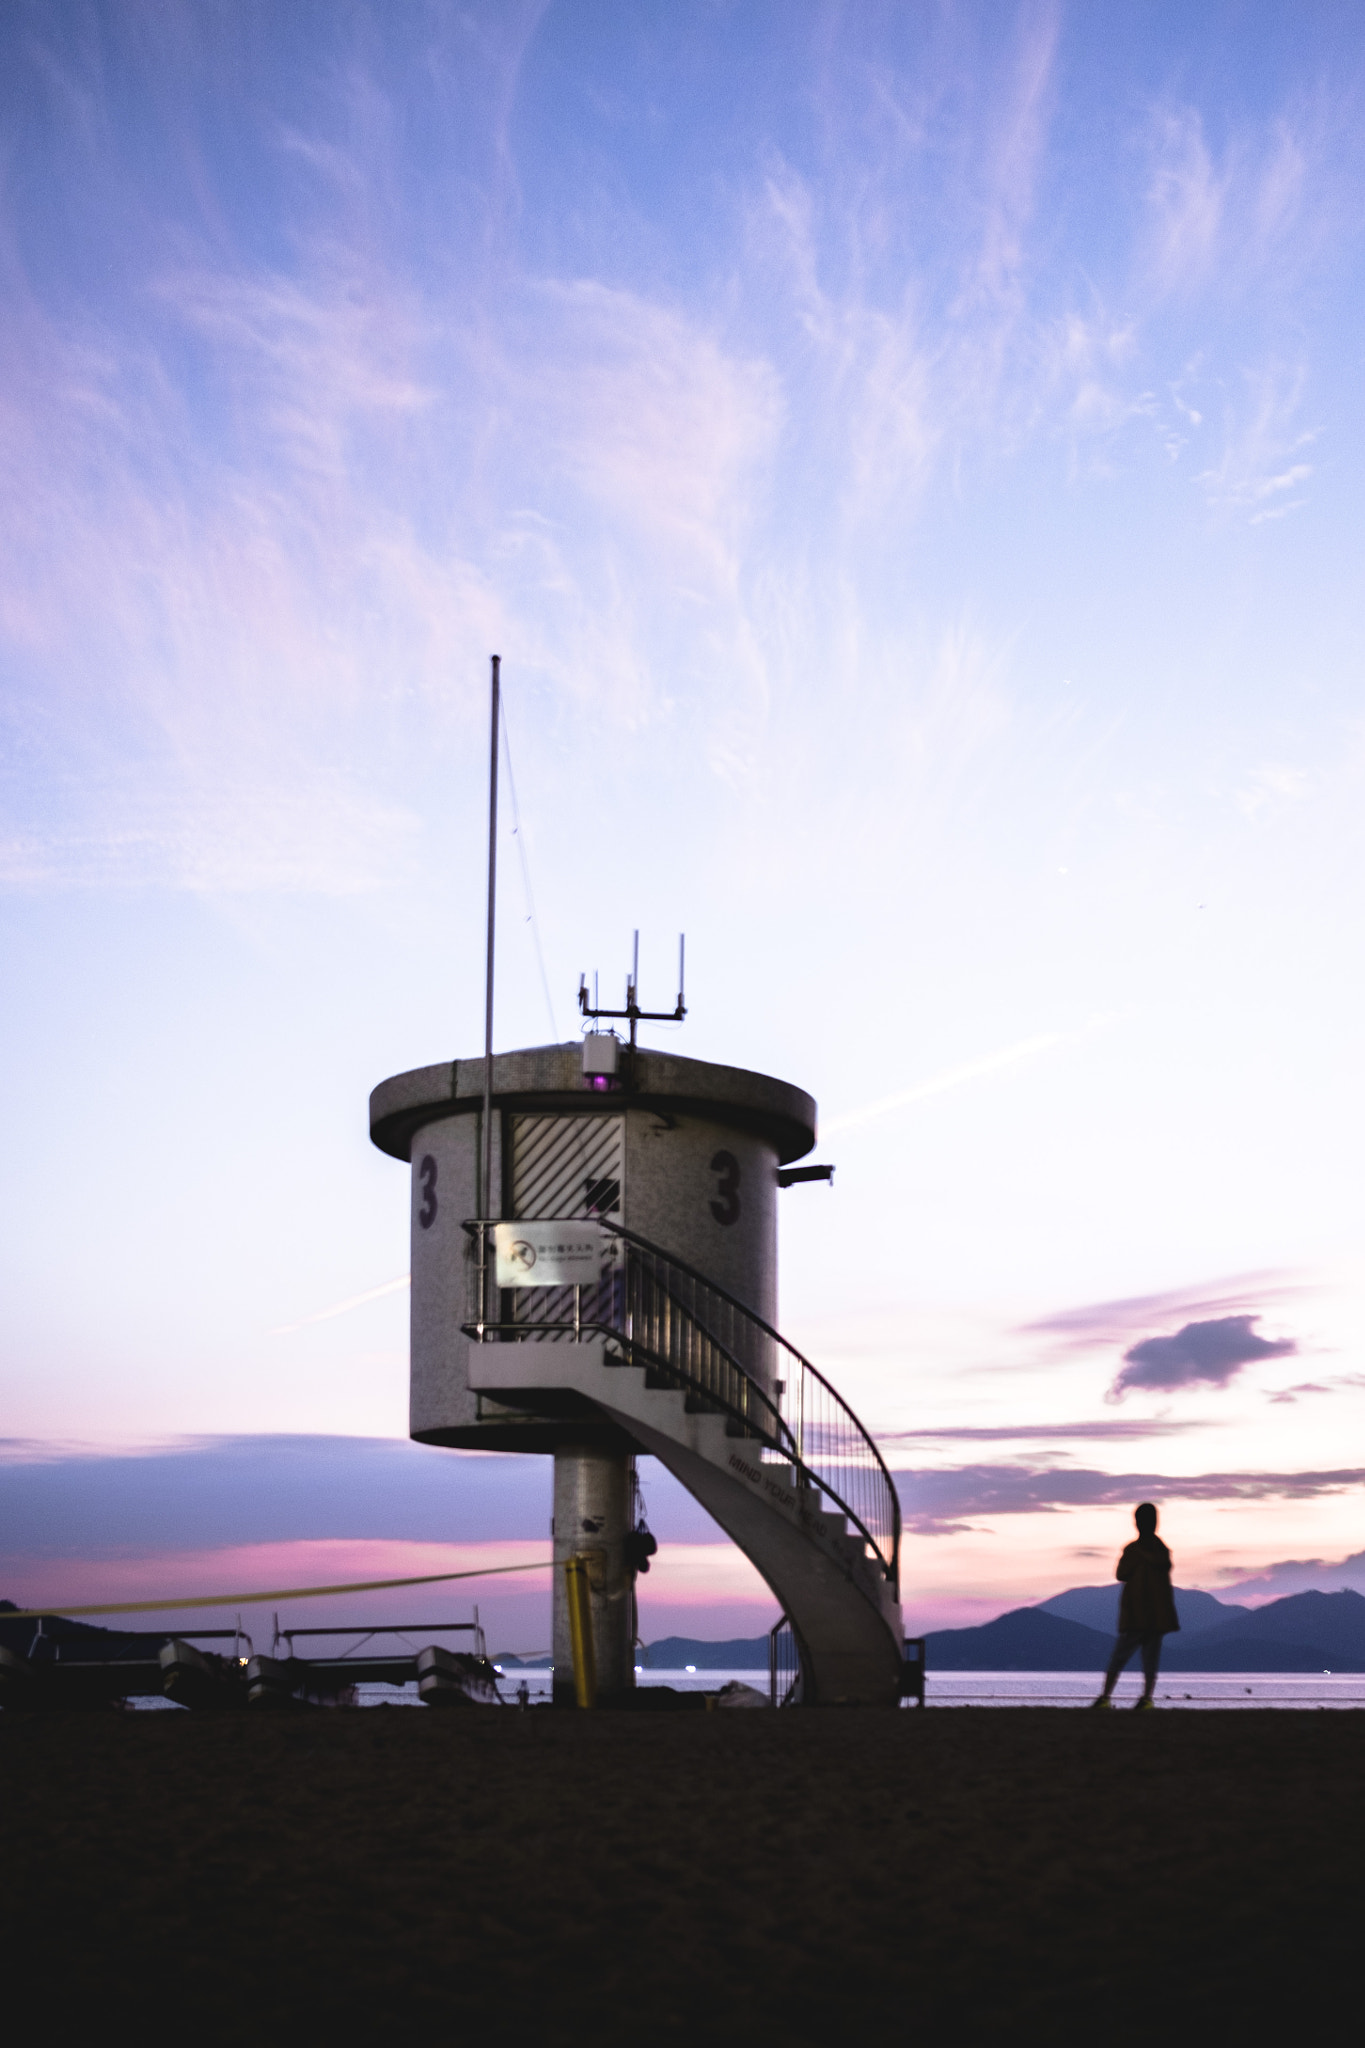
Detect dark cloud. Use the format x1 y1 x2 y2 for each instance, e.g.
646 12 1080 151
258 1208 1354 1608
0 1435 546 1557
1110 1315 1295 1399
892 1463 1365 1536
0 1435 716 1560
884 1420 1212 1443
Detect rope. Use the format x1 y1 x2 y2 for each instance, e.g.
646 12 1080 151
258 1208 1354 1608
1 1559 554 1623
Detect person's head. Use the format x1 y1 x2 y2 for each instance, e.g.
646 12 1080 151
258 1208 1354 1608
1134 1501 1158 1538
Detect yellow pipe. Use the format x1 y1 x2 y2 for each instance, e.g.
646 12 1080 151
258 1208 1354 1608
564 1554 597 1709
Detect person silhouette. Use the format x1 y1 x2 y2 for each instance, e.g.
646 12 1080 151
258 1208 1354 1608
1091 1502 1180 1710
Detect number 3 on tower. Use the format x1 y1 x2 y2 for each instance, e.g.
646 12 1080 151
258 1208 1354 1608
417 1153 438 1229
709 1150 740 1226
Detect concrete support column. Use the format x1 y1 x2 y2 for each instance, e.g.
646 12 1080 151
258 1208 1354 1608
552 1442 635 1705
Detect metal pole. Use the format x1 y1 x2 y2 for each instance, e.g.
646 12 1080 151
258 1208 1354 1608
628 928 639 1049
482 655 500 1223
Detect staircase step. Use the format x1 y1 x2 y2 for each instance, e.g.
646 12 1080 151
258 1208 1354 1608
768 1465 820 1497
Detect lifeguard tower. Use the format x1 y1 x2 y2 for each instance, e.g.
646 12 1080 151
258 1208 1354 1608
370 659 902 1706
370 1020 903 1706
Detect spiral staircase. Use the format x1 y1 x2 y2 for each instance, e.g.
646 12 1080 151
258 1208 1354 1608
463 1218 905 1707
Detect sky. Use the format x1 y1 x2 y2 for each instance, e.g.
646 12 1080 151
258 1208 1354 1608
4 0 1365 1645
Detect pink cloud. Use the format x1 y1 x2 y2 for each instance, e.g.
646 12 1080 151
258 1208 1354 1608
1 1536 780 1653
1019 1270 1303 1355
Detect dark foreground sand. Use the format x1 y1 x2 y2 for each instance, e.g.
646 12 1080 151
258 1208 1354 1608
4 1707 1360 2042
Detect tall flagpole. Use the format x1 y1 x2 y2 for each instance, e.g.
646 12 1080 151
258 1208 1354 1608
482 654 500 1222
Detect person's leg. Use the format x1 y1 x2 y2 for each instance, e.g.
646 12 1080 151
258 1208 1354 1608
1098 1631 1139 1700
1140 1632 1162 1700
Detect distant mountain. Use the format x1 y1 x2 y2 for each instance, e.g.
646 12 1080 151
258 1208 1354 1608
923 1608 1112 1672
497 1637 772 1671
1160 1589 1365 1672
0 1603 170 1661
642 1636 768 1670
919 1587 1365 1673
1040 1585 1246 1636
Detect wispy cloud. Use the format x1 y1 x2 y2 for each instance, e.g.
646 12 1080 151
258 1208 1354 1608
822 1032 1063 1136
1215 1548 1365 1601
1238 763 1310 817
161 261 435 478
894 1463 1365 1537
0 246 498 892
530 280 781 580
270 1277 409 1336
1144 107 1230 294
1267 1374 1365 1407
4 3 1357 911
884 1419 1213 1443
1021 1272 1305 1357
966 1 1060 313
1196 364 1317 520
1141 94 1332 300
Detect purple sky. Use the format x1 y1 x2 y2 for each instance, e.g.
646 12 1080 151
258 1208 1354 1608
4 2 1365 1633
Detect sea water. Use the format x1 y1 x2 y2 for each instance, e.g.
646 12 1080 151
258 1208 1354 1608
919 1671 1365 1709
340 1668 1365 1709
127 1667 1364 1708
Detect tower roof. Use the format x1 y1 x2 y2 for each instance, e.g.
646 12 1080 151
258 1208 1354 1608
369 1043 817 1164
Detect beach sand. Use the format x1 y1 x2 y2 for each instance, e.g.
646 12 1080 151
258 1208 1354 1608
3 1706 1358 2041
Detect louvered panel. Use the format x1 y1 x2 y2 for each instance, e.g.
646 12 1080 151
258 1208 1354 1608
510 1114 623 1220
509 1115 624 1338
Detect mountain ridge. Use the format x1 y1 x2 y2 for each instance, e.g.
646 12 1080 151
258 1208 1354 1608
632 1589 1365 1673
1039 1583 1247 1635
923 1588 1365 1673
10 1591 1365 1676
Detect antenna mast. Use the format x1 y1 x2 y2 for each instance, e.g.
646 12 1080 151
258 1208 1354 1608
578 928 687 1049
482 655 500 1219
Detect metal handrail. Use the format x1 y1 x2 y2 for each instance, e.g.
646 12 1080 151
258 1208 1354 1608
462 1217 900 1592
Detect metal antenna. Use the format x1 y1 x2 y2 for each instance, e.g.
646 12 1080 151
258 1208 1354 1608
481 655 500 1221
578 931 688 1048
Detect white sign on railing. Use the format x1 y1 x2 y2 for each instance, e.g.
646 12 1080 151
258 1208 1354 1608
493 1220 615 1289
